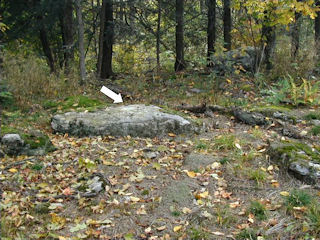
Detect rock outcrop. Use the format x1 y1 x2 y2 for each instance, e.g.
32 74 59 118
51 104 196 137
268 141 320 185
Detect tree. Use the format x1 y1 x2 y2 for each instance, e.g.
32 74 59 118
223 0 231 51
261 6 276 71
207 0 216 66
156 0 162 72
315 0 320 56
291 0 302 58
60 0 74 70
100 0 114 79
175 0 186 72
75 0 86 84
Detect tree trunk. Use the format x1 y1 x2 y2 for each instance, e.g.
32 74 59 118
291 3 302 58
100 0 114 79
39 27 55 73
223 0 232 51
207 0 216 66
75 0 86 84
315 0 320 56
261 9 276 71
97 0 107 75
175 0 186 72
60 0 74 70
156 0 161 72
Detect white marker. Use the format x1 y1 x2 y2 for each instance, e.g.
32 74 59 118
100 86 123 103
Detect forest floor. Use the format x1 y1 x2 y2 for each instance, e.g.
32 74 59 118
1 73 320 240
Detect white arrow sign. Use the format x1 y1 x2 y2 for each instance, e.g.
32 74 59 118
100 86 123 103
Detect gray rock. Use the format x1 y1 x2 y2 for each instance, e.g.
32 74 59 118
144 151 158 159
87 176 104 194
269 142 320 185
1 132 55 156
51 104 196 137
311 120 320 126
210 46 258 74
233 109 270 126
1 134 25 156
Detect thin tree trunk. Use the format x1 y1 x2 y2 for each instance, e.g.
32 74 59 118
175 0 186 72
291 3 301 58
39 27 55 73
207 0 216 66
315 0 320 56
223 0 232 51
261 9 276 71
100 0 114 79
97 0 107 75
156 0 161 72
75 0 86 84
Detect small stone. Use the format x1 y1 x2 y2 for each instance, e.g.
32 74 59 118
87 176 104 193
1 134 25 156
311 120 320 126
144 151 158 159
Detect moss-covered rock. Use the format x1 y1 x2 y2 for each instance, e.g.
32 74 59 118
250 106 296 123
1 130 55 156
268 141 320 184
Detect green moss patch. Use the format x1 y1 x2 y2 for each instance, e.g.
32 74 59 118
269 141 320 165
43 95 105 112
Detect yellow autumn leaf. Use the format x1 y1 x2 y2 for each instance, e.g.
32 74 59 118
186 170 196 178
173 225 182 232
130 196 140 202
9 168 18 173
280 191 290 197
199 191 209 199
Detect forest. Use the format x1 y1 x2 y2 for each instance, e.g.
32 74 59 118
1 0 320 239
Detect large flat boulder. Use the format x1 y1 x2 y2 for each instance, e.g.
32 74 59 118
51 104 196 137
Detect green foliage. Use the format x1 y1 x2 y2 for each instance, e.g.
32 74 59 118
188 227 208 240
264 75 320 106
214 134 237 151
285 189 312 211
307 204 320 235
78 158 97 171
247 169 267 186
0 91 14 107
236 228 258 240
248 201 266 220
304 113 320 121
310 126 320 136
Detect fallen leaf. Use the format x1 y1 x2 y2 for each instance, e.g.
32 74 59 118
69 223 87 233
9 168 18 173
280 191 290 197
186 170 197 178
173 225 182 232
157 226 166 231
182 207 192 214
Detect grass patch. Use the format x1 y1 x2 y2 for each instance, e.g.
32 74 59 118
187 227 209 240
304 112 320 121
310 126 320 136
236 228 258 240
248 201 267 220
213 134 237 151
247 169 267 186
307 203 320 235
285 189 312 211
